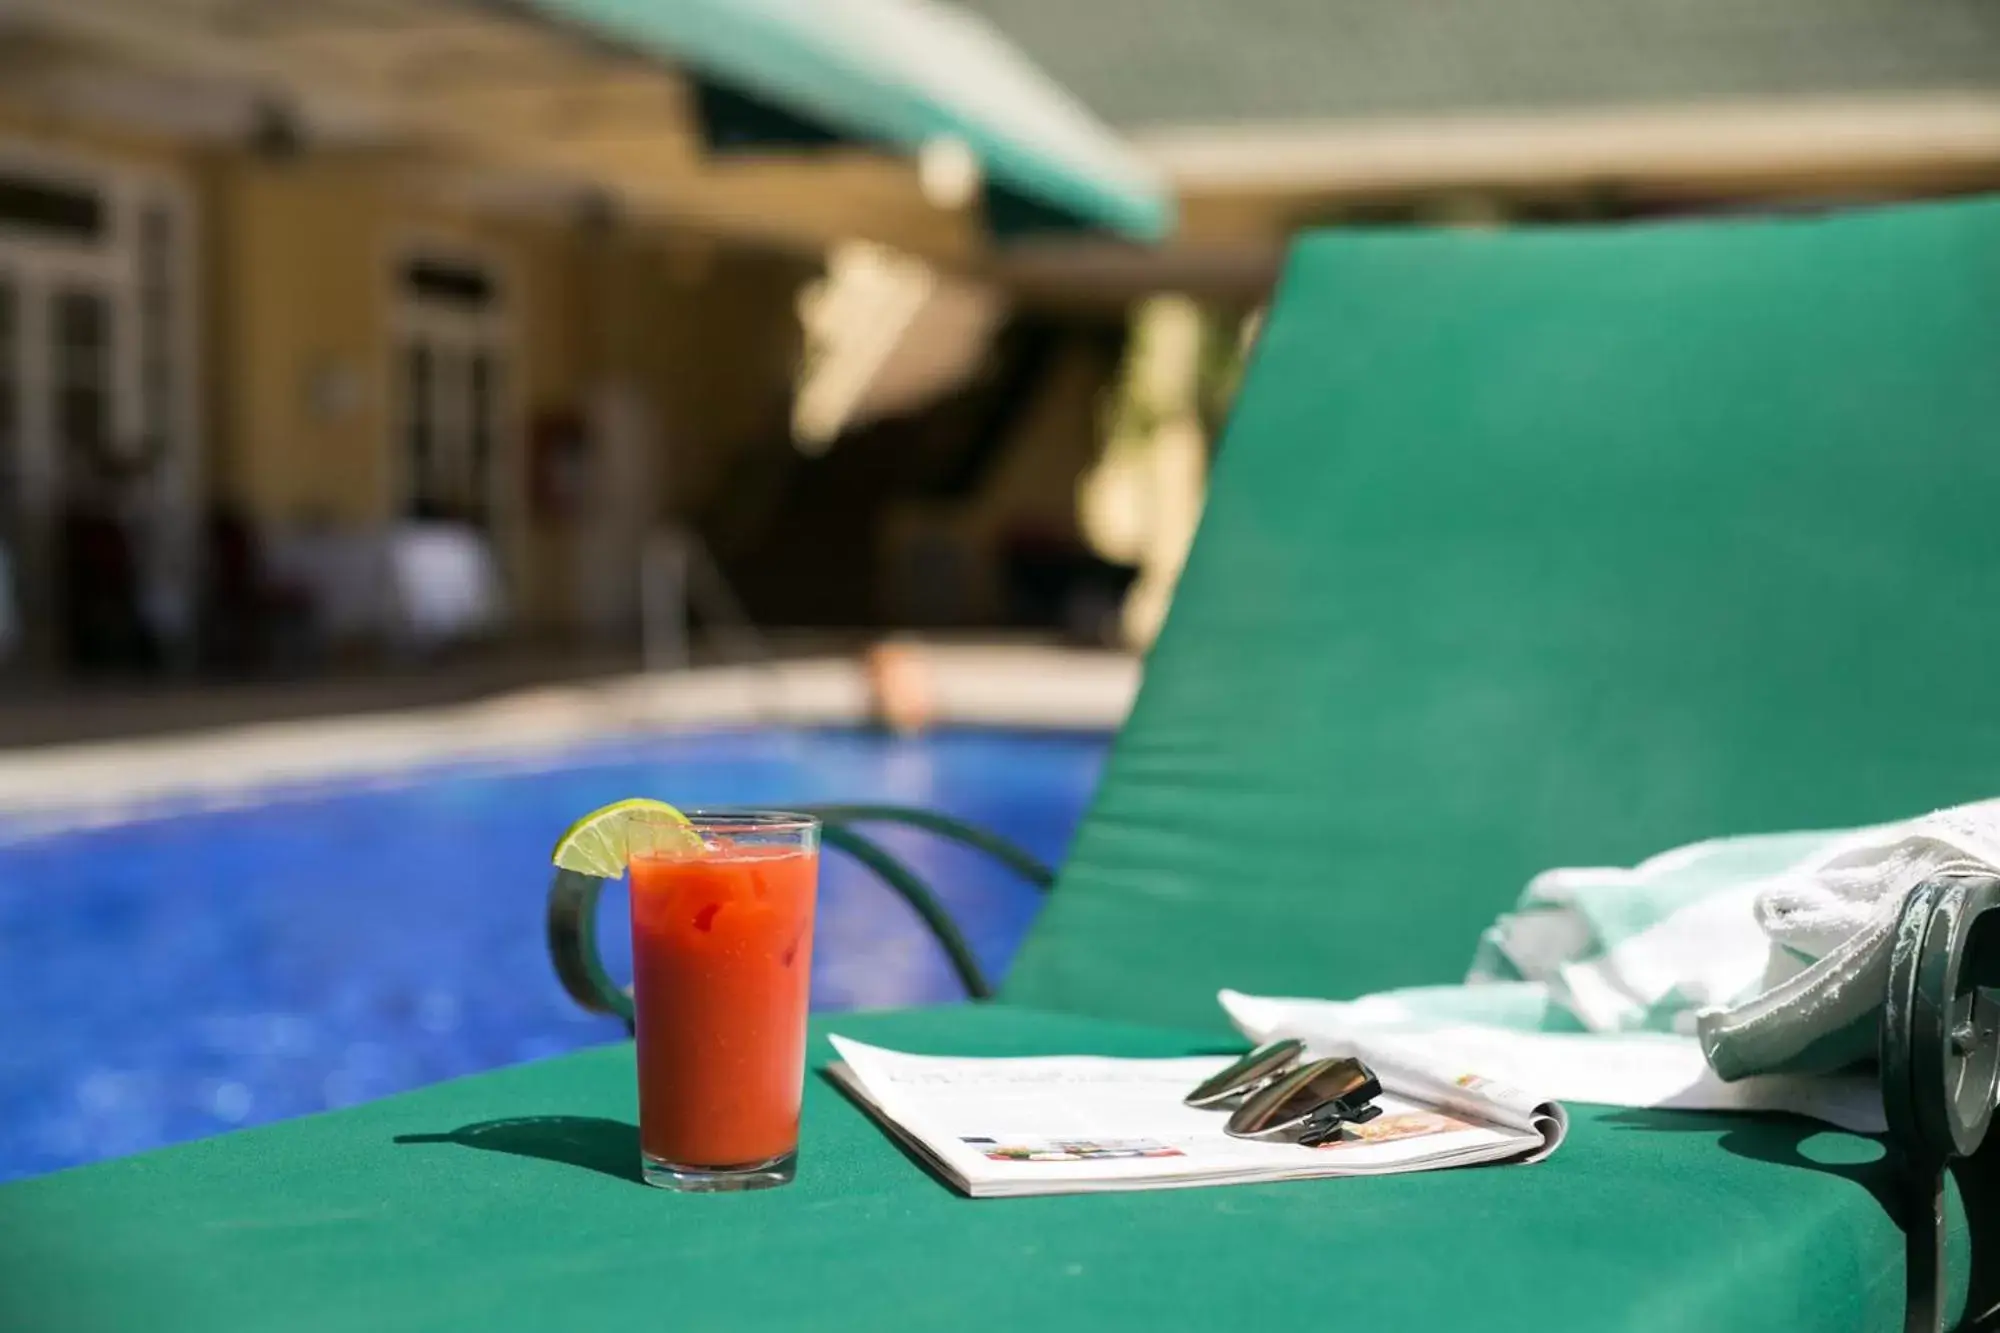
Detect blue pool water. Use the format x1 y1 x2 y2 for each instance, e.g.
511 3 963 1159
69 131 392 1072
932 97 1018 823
0 727 1108 1183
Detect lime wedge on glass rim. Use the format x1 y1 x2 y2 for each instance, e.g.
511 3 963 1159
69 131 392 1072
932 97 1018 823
550 798 703 878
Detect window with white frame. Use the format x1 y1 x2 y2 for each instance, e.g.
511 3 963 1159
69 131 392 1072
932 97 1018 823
0 144 197 660
393 250 511 527
0 280 17 525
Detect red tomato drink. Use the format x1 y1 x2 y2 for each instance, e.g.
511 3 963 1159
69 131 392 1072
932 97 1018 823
627 813 819 1190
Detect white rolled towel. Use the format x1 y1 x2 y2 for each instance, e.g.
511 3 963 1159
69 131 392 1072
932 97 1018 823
1695 802 2000 1080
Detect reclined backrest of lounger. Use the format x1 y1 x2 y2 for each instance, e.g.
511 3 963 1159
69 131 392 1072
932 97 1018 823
1005 197 2000 1031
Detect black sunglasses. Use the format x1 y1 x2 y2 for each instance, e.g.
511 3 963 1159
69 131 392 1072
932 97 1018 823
1185 1039 1384 1148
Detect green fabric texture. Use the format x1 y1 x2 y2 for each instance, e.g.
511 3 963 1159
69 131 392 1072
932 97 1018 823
8 200 1996 1331
0 1007 1966 1333
524 0 1172 240
1008 195 2000 1033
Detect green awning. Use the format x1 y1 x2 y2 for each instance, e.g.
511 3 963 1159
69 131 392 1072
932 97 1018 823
520 0 1174 243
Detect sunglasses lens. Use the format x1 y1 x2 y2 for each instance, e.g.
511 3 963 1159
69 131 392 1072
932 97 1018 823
1224 1057 1381 1139
1184 1039 1305 1107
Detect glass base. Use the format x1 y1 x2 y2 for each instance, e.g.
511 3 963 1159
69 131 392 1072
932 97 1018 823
642 1149 796 1192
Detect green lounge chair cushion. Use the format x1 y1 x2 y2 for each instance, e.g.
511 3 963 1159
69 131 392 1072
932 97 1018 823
9 200 1993 1331
1007 197 2000 1033
0 1006 1967 1333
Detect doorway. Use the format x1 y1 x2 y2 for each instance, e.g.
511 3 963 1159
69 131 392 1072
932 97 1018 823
0 145 197 673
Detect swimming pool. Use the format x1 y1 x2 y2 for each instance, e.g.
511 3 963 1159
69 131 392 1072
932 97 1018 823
0 727 1108 1182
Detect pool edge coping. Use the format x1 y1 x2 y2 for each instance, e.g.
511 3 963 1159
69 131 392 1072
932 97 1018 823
0 648 1137 834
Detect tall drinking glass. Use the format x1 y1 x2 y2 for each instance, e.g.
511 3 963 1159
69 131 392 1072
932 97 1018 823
626 810 820 1191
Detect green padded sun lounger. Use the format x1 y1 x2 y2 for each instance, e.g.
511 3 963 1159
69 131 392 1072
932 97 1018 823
7 197 1997 1333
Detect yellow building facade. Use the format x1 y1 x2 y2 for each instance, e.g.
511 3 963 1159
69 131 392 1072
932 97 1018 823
0 95 814 668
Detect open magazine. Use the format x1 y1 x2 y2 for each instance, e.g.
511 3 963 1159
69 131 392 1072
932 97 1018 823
827 1035 1568 1199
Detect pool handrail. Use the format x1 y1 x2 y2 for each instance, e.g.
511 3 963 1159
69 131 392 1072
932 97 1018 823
545 803 1054 1020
